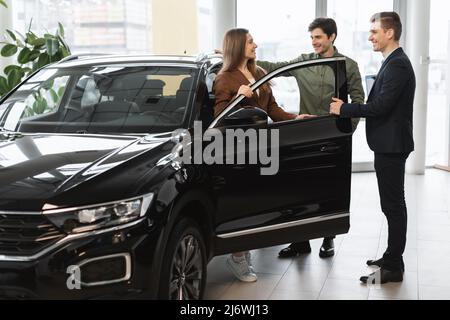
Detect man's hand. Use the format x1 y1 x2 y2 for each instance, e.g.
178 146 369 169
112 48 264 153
238 85 253 98
296 114 317 120
330 97 344 116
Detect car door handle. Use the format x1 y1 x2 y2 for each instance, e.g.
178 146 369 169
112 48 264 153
281 209 294 215
320 145 341 153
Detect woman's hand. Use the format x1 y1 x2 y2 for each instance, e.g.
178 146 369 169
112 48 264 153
296 114 317 120
238 85 253 98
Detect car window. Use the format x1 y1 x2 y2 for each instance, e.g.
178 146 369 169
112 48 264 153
0 104 7 121
0 66 198 134
210 57 345 128
270 64 336 118
270 77 300 115
6 75 69 126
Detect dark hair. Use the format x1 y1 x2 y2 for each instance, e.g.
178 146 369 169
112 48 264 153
308 18 337 42
370 12 402 41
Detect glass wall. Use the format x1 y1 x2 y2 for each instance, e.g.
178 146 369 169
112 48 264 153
237 0 316 62
11 0 214 55
237 0 315 114
13 0 152 54
426 0 449 166
7 0 449 167
197 0 213 53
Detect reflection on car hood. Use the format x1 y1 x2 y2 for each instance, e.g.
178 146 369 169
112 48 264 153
0 133 172 209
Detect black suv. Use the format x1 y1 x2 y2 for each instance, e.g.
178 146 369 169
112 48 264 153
0 54 352 299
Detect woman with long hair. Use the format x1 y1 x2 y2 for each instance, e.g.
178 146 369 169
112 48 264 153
214 28 314 121
213 29 314 283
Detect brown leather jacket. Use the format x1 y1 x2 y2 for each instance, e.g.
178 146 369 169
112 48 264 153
213 69 296 122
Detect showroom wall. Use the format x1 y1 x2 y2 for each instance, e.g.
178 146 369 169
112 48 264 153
152 0 198 54
0 0 449 171
7 0 212 54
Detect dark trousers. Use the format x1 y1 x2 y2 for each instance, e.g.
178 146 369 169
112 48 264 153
374 152 409 272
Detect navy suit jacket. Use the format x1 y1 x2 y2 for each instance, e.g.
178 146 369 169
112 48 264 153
340 48 415 153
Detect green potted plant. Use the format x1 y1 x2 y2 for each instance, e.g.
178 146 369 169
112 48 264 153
1 20 71 98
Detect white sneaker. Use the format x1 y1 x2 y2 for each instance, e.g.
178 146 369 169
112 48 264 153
226 255 258 282
245 251 255 273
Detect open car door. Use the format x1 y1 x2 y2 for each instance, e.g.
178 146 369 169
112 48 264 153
209 57 353 254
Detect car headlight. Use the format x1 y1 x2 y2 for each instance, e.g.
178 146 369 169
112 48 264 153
44 193 154 234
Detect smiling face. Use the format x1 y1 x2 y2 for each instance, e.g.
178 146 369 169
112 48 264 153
369 21 393 53
244 33 258 60
310 28 335 57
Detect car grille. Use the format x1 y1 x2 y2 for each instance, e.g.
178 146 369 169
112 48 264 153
0 213 65 256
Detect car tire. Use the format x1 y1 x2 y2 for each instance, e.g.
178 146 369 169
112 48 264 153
158 218 207 300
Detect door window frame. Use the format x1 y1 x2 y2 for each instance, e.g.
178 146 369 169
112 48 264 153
209 57 348 129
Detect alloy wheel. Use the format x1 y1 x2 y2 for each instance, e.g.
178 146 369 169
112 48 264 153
168 234 203 300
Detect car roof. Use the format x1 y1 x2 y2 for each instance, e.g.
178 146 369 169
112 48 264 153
54 54 220 69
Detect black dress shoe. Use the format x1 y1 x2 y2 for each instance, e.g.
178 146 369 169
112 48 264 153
278 242 311 258
319 238 334 258
366 257 384 268
360 268 403 284
367 258 405 272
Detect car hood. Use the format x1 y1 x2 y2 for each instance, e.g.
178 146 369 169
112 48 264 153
0 133 172 210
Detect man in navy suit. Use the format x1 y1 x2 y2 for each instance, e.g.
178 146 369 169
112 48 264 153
330 12 415 284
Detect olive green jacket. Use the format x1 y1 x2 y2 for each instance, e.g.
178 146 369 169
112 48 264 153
258 47 364 129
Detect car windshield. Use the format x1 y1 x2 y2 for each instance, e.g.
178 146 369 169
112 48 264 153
0 65 198 134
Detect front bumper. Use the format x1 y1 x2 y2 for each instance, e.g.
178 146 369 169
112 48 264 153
0 218 161 299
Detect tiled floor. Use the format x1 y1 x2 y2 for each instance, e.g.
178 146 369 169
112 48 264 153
205 168 450 300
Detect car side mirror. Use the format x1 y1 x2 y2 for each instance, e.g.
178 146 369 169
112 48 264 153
223 107 268 127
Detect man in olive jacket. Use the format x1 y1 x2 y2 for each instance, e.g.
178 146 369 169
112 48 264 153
258 18 365 259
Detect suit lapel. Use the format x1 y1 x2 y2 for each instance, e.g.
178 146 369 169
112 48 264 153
368 48 404 101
